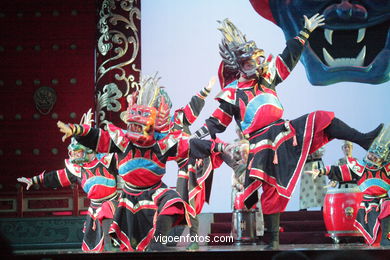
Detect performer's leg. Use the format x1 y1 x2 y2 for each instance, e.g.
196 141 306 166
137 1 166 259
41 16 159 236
380 216 390 246
186 215 200 250
102 218 118 251
156 214 176 236
263 213 280 250
325 118 383 150
260 183 287 250
149 215 177 251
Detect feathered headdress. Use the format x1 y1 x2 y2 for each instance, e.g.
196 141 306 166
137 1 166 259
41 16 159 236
218 19 263 74
136 73 172 110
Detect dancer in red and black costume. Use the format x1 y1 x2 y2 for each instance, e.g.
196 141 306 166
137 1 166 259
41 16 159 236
306 125 390 246
57 75 225 252
154 77 218 250
193 14 383 249
17 136 119 252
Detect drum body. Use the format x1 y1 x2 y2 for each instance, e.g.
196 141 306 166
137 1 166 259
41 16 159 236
231 209 257 245
323 185 363 239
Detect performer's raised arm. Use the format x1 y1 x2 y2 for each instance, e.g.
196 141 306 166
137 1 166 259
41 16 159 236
57 121 123 154
271 13 325 87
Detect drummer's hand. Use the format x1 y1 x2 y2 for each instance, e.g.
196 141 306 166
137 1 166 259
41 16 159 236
304 169 320 180
324 180 338 189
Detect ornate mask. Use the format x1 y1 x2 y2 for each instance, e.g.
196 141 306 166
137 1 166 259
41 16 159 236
68 138 95 165
126 105 157 146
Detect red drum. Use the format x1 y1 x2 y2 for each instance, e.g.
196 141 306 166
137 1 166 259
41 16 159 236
323 185 363 240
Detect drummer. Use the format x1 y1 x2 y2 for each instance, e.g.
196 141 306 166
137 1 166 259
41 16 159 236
306 125 390 246
328 141 358 189
337 141 356 165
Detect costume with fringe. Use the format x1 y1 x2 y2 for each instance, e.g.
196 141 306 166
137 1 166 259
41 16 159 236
75 124 220 251
195 35 334 214
30 153 119 252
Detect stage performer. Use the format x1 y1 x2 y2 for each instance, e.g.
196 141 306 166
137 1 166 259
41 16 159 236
193 14 384 249
338 141 355 166
153 76 217 250
57 75 225 252
306 125 390 246
17 110 120 252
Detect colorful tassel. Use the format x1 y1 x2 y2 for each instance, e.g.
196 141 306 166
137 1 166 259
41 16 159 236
273 151 278 164
293 135 298 146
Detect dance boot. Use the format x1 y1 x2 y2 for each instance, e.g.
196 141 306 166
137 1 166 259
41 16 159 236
263 213 280 250
325 118 383 150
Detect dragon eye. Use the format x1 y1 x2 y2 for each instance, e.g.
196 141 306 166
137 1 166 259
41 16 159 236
143 112 151 117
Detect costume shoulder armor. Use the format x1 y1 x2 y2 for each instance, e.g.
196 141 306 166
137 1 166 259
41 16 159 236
64 159 82 178
173 110 184 129
262 55 277 84
347 157 365 176
107 123 130 152
215 80 238 105
97 153 114 167
157 132 179 155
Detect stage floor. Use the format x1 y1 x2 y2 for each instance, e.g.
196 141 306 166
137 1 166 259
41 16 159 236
11 243 390 260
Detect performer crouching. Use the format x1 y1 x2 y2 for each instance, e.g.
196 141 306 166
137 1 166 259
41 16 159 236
57 75 226 251
17 110 120 252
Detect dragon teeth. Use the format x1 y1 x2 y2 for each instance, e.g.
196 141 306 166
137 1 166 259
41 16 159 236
357 28 366 43
322 46 366 67
324 29 333 45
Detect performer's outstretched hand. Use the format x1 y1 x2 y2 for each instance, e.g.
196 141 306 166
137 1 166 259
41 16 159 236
304 169 320 180
304 13 325 32
205 76 216 92
17 177 33 190
57 121 73 142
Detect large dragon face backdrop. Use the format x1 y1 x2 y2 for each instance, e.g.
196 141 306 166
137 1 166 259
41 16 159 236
249 0 390 86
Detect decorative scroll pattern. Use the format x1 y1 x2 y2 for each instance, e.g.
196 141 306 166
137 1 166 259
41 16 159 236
96 83 123 127
0 217 84 248
96 0 141 129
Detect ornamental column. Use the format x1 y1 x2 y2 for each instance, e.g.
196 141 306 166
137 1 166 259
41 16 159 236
95 0 141 129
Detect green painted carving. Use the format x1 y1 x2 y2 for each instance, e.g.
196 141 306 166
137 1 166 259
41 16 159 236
0 217 84 249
